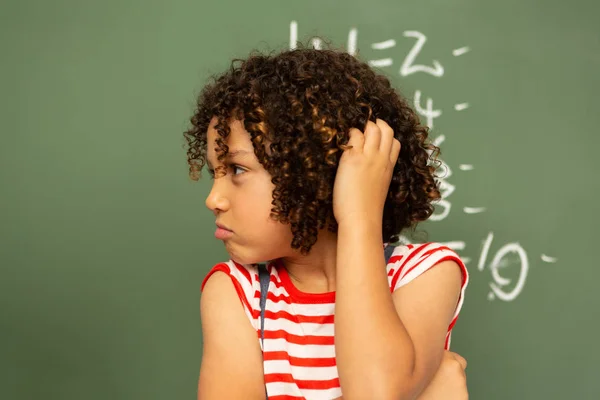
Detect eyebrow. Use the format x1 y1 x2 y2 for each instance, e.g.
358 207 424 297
206 149 253 169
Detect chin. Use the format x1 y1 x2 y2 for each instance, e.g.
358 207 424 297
224 243 276 266
224 245 257 265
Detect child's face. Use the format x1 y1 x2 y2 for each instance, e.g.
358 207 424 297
205 117 294 264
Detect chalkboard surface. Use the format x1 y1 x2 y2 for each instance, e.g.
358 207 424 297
1 0 598 399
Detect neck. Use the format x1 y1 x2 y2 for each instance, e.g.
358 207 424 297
279 227 338 293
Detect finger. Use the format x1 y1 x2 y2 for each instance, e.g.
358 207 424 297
390 138 401 165
347 127 365 152
363 120 381 154
376 119 394 153
451 353 468 370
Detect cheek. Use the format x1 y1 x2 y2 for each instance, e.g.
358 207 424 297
226 184 293 264
239 181 275 219
241 180 293 241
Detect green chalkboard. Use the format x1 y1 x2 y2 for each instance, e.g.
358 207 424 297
1 0 598 399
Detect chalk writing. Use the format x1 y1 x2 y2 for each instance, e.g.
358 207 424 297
287 21 558 301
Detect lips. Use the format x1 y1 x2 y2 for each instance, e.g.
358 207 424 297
215 222 233 240
215 222 232 232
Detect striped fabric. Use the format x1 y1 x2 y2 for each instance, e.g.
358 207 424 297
201 242 469 400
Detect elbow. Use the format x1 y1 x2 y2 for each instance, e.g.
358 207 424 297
387 384 421 400
349 375 420 400
380 387 420 400
386 364 422 400
396 388 420 400
381 370 427 400
359 387 417 400
392 374 428 400
341 350 421 400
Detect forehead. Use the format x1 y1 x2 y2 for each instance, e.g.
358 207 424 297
207 117 253 152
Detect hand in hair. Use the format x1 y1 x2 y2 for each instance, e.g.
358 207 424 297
333 119 401 228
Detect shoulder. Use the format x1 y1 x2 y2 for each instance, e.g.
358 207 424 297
198 262 266 399
201 260 259 292
387 243 469 350
201 260 261 327
386 242 468 290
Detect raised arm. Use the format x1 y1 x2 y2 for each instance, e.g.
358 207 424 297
332 119 464 399
335 222 462 400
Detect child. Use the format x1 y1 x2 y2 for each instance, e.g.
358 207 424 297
185 45 469 400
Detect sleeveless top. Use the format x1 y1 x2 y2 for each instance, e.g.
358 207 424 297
201 242 469 400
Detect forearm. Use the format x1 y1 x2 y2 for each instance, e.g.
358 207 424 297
333 375 441 400
335 220 418 400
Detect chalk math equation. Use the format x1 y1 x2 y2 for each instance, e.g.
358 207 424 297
288 21 557 302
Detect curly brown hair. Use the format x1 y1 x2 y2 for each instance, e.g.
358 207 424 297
184 44 441 255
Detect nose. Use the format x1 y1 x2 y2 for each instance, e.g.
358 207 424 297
205 179 230 213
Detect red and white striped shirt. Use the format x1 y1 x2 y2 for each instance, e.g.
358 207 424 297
201 242 469 400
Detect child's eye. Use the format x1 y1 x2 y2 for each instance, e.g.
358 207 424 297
206 165 245 179
231 165 246 176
